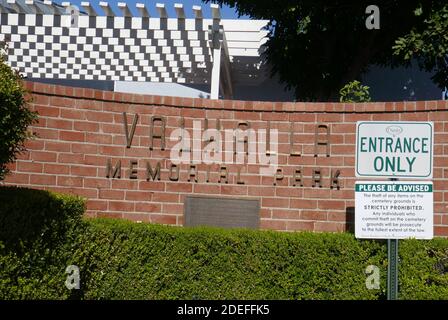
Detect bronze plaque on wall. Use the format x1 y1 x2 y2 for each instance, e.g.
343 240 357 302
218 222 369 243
184 196 260 229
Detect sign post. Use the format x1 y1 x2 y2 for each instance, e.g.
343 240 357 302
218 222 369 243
355 121 434 300
387 239 399 300
388 177 398 301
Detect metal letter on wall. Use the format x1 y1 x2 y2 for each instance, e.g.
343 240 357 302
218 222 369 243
234 121 250 155
237 166 245 184
106 159 121 178
330 169 341 189
292 168 304 187
219 166 229 184
179 117 190 153
290 122 301 156
122 112 139 148
314 124 330 157
266 121 272 155
150 116 166 150
169 163 180 181
184 196 260 229
273 168 283 186
129 160 138 179
312 168 322 188
188 164 198 182
146 161 161 181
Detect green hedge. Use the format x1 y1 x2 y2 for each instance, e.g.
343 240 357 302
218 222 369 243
0 186 447 299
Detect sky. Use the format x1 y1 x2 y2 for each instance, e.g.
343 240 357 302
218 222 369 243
54 0 250 19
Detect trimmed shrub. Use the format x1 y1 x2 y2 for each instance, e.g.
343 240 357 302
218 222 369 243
74 219 387 300
0 186 85 299
0 58 38 180
0 186 447 300
399 239 448 299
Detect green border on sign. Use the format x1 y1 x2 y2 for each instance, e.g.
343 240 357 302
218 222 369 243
355 121 433 178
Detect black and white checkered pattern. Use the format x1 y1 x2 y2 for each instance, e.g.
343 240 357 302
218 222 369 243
0 13 218 84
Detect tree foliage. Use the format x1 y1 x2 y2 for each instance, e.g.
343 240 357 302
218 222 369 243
339 80 371 102
393 4 448 89
205 0 448 101
0 57 37 180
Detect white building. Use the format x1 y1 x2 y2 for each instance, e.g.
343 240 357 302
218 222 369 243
0 0 443 101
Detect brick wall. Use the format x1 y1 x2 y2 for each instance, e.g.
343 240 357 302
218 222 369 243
3 81 448 236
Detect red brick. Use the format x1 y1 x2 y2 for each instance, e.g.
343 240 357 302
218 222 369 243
30 151 57 162
434 226 448 237
135 202 162 212
271 209 300 220
193 184 221 194
123 190 149 201
221 185 248 195
30 174 56 185
152 192 180 202
122 213 151 222
260 219 287 230
74 121 99 132
58 153 84 164
70 165 97 177
87 200 108 211
44 164 69 174
318 200 346 210
290 199 317 209
59 130 85 142
150 214 177 225
314 222 346 232
286 220 314 231
161 203 183 214
45 141 71 152
262 197 289 208
166 183 192 193
99 189 125 200
60 109 86 120
4 173 29 184
32 95 50 106
46 118 73 130
301 210 327 221
84 177 110 188
17 162 43 173
109 201 134 212
57 176 83 187
34 105 59 117
139 181 165 191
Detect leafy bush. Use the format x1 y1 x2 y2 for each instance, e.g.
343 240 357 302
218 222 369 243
74 219 387 300
0 57 38 180
0 186 85 299
339 80 371 103
399 239 448 300
0 186 447 300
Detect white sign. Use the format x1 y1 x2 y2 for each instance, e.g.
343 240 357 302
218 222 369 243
356 121 433 178
355 181 433 239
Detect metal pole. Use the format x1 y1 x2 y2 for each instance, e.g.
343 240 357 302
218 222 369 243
387 177 399 300
387 238 399 300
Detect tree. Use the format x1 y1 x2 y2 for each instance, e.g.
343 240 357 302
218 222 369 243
204 0 448 101
339 80 371 102
0 55 38 180
393 5 448 90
